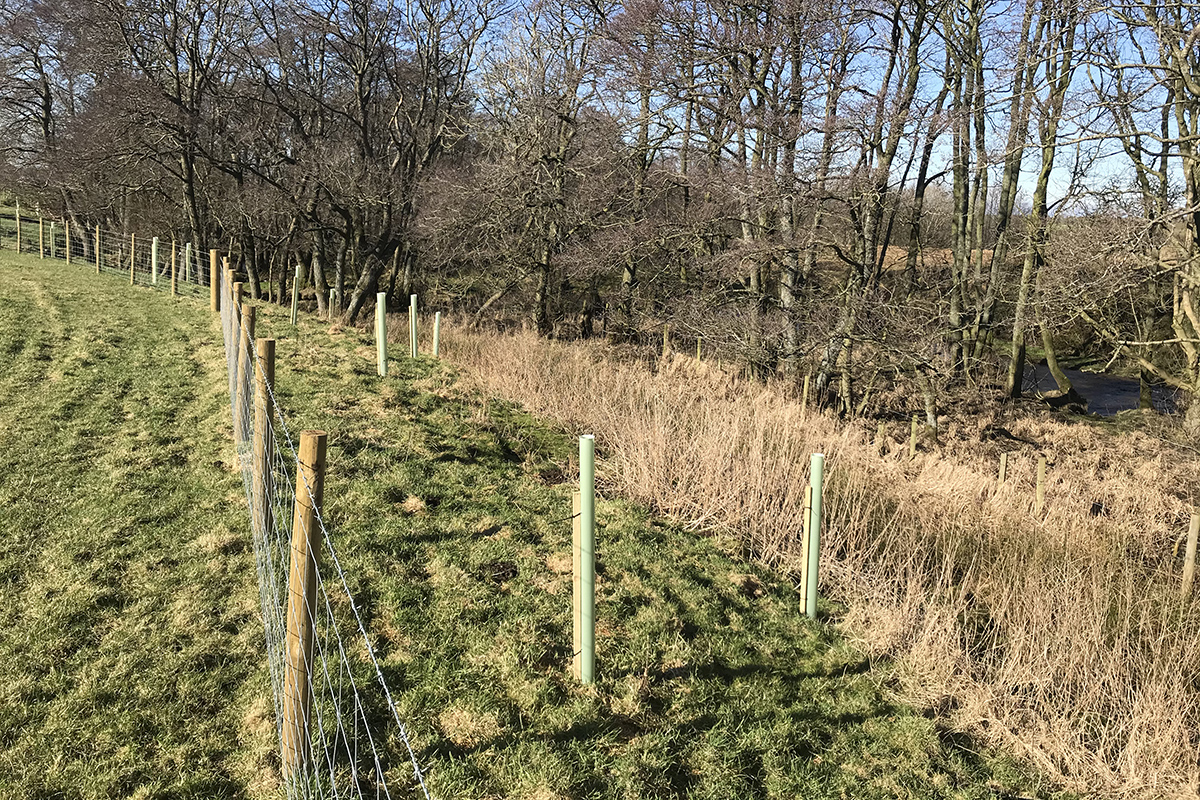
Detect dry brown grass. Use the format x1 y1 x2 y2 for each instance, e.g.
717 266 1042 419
443 324 1200 798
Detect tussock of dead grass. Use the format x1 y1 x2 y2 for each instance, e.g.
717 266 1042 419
444 325 1200 798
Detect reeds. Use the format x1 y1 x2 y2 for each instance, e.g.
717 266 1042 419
444 325 1200 798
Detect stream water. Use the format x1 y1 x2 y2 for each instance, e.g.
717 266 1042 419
1023 364 1179 417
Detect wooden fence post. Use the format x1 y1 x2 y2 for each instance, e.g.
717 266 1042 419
210 249 220 312
282 429 327 781
375 292 388 377
234 298 253 444
1183 511 1199 599
151 237 159 284
65 220 70 265
998 452 1008 486
433 311 441 358
578 435 596 684
14 203 20 252
184 242 192 283
39 217 44 258
1036 455 1047 516
170 239 178 296
802 371 811 409
95 225 101 272
49 222 55 259
130 233 136 284
253 339 276 542
231 280 244 417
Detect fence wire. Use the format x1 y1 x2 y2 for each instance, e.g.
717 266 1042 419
1 213 213 298
5 211 433 799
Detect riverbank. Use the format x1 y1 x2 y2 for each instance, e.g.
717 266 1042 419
443 324 1200 798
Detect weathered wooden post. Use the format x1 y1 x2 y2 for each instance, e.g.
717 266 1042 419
151 237 159 285
184 242 192 283
235 304 256 445
49 222 55 259
14 203 20 252
801 372 811 409
998 452 1008 486
39 217 44 258
578 434 596 684
130 233 136 285
65 220 70 265
210 249 220 313
805 454 826 620
290 262 302 326
375 292 388 377
1035 455 1047 516
433 311 441 358
231 281 245 426
282 429 327 781
170 239 178 296
253 339 276 542
909 414 919 460
1183 511 1199 599
409 294 418 358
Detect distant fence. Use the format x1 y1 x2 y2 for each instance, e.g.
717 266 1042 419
0 206 212 299
5 208 433 798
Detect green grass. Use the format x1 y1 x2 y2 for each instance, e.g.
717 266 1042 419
0 250 1059 799
252 310 1058 799
0 251 274 798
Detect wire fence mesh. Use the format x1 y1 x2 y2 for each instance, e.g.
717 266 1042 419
222 284 432 799
3 210 432 799
0 211 212 298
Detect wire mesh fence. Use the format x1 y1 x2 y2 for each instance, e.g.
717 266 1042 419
0 210 212 298
3 208 432 798
222 285 432 799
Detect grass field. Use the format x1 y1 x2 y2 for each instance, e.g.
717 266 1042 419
0 250 274 797
1 248 1056 799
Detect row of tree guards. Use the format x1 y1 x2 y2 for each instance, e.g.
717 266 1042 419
222 266 830 697
372 292 442 377
568 441 827 685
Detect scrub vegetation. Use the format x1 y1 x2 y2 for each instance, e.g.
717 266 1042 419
443 325 1200 798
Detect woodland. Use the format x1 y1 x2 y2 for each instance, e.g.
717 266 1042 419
3 0 1200 424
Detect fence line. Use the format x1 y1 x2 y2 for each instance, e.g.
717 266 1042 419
0 211 212 299
8 208 433 798
222 273 432 798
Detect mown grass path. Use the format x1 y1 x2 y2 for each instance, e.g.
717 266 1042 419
0 253 273 798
